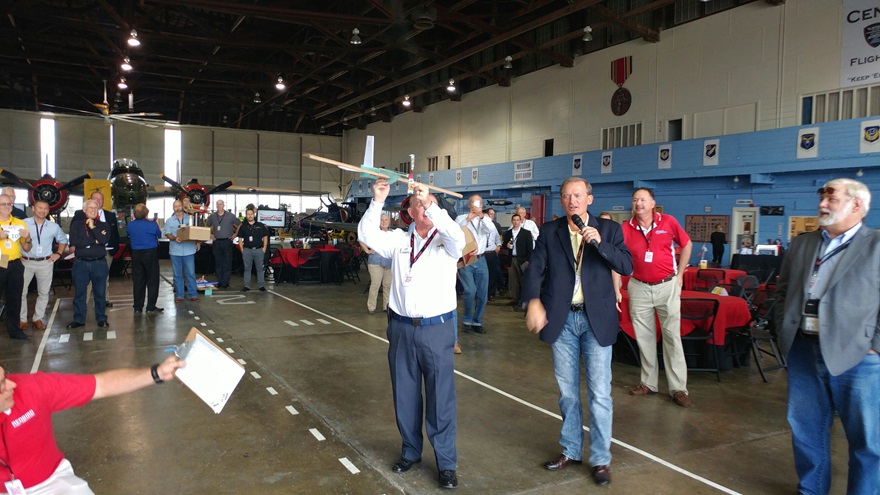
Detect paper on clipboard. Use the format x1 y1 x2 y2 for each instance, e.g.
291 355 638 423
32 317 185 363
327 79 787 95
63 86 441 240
174 328 245 414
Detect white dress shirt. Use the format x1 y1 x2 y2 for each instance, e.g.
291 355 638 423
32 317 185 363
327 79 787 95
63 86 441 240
358 200 465 318
455 213 495 255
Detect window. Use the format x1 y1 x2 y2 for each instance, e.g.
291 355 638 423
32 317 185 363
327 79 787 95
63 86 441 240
164 129 182 181
601 123 642 149
802 84 880 124
40 118 56 177
428 156 438 172
445 155 451 170
667 119 683 141
544 139 554 157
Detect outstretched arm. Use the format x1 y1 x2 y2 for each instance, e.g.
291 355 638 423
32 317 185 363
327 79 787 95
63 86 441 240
92 354 186 400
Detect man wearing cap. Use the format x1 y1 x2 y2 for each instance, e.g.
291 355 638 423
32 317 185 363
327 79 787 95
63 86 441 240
621 187 693 408
358 179 465 489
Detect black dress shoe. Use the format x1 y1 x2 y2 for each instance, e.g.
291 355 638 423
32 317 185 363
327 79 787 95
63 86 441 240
9 331 31 341
591 465 611 485
66 322 85 329
439 470 458 489
544 454 582 471
473 326 487 334
391 457 420 473
259 287 267 292
97 321 109 328
133 309 143 314
463 325 473 333
241 287 250 292
146 307 164 314
105 302 114 308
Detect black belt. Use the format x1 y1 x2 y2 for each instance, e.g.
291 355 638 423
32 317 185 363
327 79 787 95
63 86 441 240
388 310 454 327
77 257 105 262
633 274 675 286
570 303 585 312
22 256 50 261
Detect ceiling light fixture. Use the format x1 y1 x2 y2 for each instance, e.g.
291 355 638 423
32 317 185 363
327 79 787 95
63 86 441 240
369 106 377 116
350 28 362 45
127 29 140 47
117 77 128 90
700 0 710 2
120 56 132 71
275 76 286 91
503 56 513 69
402 95 411 107
447 79 456 92
253 91 261 104
319 125 326 134
582 26 593 42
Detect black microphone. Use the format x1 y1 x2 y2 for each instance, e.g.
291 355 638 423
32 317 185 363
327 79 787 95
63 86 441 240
571 214 598 249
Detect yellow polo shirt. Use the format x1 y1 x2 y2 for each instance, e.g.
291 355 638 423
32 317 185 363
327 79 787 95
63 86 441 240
0 217 28 261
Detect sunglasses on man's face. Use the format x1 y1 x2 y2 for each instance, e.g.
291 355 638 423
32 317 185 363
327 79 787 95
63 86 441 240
817 186 837 197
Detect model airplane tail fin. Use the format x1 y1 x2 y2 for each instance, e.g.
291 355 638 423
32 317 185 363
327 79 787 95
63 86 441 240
363 135 374 168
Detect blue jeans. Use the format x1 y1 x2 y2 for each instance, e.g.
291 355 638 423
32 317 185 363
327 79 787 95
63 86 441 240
787 334 880 495
459 257 488 327
171 255 198 299
72 259 108 324
551 310 613 466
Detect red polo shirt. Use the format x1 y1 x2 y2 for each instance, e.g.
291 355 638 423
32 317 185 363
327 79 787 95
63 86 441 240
622 212 690 283
1 373 96 488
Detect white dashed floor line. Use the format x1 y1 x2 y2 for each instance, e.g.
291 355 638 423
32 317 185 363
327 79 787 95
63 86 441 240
106 331 117 339
316 318 330 324
309 428 326 441
301 320 314 326
83 332 93 341
237 359 247 365
285 405 299 415
59 334 70 343
225 347 234 354
266 387 278 395
338 458 360 474
284 320 299 327
250 371 261 379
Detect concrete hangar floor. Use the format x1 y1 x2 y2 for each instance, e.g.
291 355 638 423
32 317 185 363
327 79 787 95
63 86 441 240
7 262 850 494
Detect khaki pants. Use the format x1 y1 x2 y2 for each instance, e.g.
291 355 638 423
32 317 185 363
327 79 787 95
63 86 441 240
628 278 688 394
20 259 54 323
366 263 391 312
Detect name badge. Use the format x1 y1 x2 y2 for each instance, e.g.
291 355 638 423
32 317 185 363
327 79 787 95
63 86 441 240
574 273 581 292
4 479 26 495
36 245 43 255
644 251 653 263
403 271 412 287
248 236 253 242
4 240 10 250
803 315 819 333
216 226 222 232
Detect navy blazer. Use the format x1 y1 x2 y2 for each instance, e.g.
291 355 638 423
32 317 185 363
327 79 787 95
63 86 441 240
522 215 633 346
73 208 120 255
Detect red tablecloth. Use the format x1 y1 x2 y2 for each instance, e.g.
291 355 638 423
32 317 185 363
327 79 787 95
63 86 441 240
277 247 340 268
682 267 747 291
618 289 751 345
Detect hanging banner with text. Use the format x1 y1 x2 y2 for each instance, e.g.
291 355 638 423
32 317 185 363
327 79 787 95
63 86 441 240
842 0 880 87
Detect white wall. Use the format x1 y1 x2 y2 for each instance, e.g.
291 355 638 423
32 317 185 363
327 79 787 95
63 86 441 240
0 109 346 201
345 0 845 168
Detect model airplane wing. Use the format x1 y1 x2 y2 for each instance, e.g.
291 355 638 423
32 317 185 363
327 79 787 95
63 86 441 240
303 153 463 199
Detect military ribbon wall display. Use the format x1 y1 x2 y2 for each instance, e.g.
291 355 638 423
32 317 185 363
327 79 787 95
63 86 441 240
601 151 613 174
860 118 880 153
658 144 672 169
842 0 880 88
797 127 819 159
610 56 633 116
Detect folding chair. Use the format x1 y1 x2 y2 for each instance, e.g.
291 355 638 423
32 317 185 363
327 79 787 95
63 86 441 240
679 297 722 382
736 275 762 309
296 249 322 284
694 268 725 292
728 297 786 382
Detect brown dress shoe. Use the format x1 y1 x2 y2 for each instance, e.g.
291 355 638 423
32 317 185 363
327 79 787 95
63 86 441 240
190 297 200 302
672 391 692 408
629 384 658 396
591 465 611 485
175 298 184 303
544 454 582 471
19 321 28 330
32 320 46 330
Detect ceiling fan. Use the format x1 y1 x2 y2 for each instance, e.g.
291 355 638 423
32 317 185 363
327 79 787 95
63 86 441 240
41 80 177 128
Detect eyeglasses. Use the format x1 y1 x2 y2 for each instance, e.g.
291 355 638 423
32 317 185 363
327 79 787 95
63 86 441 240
0 203 11 207
817 186 837 196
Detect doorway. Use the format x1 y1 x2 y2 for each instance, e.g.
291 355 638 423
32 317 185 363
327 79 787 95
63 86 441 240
729 207 758 265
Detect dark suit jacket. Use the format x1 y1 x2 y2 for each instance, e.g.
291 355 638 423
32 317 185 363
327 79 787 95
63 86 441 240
72 209 120 255
522 215 632 346
501 227 533 264
775 225 880 376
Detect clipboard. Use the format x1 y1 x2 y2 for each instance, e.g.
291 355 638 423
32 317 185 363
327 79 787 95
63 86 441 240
173 328 245 414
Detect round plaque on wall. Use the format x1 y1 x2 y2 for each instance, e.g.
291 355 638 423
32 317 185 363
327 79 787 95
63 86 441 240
611 87 632 116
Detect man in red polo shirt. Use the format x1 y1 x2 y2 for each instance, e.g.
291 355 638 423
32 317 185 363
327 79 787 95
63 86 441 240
621 188 693 408
0 355 184 494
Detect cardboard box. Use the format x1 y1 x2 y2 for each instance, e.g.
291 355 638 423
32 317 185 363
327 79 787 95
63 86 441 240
0 254 8 269
177 226 212 242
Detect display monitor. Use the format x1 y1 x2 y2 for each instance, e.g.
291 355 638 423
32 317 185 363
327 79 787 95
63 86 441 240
257 209 286 227
754 244 779 256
